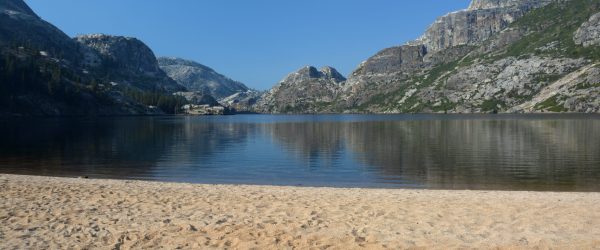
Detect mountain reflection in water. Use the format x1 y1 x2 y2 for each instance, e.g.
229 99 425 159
0 114 599 191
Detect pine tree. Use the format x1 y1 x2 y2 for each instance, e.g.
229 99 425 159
90 79 98 92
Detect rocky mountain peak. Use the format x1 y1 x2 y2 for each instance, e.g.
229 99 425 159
320 66 346 82
297 66 322 78
283 66 346 84
76 34 162 75
256 65 346 113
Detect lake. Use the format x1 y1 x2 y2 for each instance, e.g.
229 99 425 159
1 114 599 191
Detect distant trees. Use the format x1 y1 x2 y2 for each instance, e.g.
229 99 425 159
123 88 188 114
0 47 93 113
1 51 42 97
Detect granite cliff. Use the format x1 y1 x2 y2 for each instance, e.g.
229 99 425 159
416 0 555 53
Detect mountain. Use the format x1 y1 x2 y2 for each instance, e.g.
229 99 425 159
257 0 600 114
0 0 188 116
345 0 600 113
158 57 249 99
256 66 346 113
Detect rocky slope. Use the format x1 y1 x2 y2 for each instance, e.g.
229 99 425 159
257 0 600 114
218 90 263 113
256 66 346 113
158 57 249 99
76 35 185 93
352 0 600 114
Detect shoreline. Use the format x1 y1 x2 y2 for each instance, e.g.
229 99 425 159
3 173 600 193
1 174 600 249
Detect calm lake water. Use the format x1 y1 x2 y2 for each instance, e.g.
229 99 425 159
1 114 599 191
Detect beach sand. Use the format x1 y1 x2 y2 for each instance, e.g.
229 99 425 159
1 174 599 249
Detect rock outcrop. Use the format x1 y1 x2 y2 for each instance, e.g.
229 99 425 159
158 57 249 99
256 66 346 113
574 12 600 47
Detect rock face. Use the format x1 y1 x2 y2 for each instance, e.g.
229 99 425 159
468 0 553 10
76 34 184 93
574 12 600 47
256 66 346 113
352 45 427 76
158 57 249 99
415 0 554 53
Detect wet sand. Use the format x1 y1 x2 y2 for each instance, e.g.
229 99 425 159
1 174 599 249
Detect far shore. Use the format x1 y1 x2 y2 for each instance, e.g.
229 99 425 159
1 174 599 249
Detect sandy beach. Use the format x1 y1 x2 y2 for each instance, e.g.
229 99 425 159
1 174 599 249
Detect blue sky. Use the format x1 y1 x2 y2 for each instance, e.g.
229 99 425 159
27 0 470 90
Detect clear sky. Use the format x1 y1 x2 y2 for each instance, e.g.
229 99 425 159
26 0 470 90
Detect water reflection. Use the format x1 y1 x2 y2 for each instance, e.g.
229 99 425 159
267 122 346 169
344 119 600 190
0 115 598 191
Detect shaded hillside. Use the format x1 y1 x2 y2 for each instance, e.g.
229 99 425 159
0 0 188 116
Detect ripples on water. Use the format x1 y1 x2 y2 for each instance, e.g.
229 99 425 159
0 114 599 191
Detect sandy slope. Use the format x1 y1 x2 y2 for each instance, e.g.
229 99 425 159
1 174 599 249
